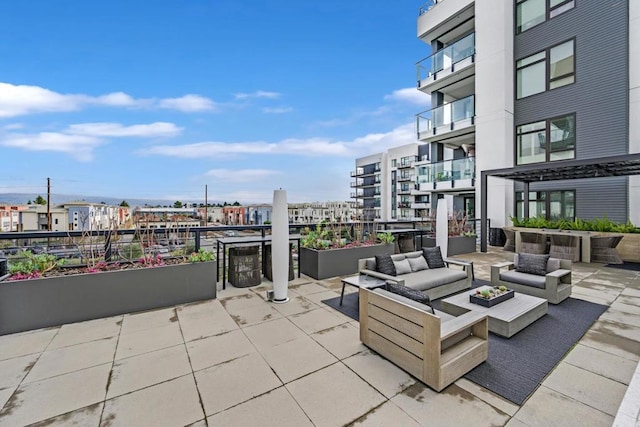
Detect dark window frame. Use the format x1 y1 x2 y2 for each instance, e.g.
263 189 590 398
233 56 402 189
515 113 576 165
515 189 576 220
516 37 576 99
515 0 575 34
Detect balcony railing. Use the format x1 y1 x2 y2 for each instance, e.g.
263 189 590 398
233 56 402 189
418 0 443 15
416 157 476 184
416 33 475 84
416 95 475 138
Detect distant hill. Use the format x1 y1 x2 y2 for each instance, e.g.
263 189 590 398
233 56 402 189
0 193 217 208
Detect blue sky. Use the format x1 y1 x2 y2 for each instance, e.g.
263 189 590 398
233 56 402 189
0 1 431 204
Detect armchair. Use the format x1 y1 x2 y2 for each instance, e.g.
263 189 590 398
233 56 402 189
359 287 488 391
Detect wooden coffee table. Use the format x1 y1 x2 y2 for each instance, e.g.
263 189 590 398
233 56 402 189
340 275 387 305
440 287 548 337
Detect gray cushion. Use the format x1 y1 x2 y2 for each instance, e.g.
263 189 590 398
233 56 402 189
393 259 412 275
547 258 560 273
500 270 546 288
405 251 424 259
385 282 433 313
375 254 396 276
516 253 550 276
365 259 376 271
402 269 467 291
407 256 429 272
422 246 446 269
390 253 406 262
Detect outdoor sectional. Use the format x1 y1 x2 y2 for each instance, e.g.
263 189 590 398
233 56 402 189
491 253 572 304
358 250 473 300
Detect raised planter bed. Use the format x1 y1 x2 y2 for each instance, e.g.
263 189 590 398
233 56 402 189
0 260 217 336
416 235 477 256
470 288 514 307
300 243 393 280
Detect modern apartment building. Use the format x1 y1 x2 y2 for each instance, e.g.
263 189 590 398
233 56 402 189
289 201 359 224
355 1 638 228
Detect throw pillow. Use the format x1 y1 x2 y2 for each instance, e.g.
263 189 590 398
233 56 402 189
422 246 446 269
547 257 561 273
385 282 434 314
365 259 376 271
516 253 550 276
375 254 396 276
407 255 429 272
393 259 412 275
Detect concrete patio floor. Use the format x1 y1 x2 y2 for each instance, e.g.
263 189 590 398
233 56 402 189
0 248 639 426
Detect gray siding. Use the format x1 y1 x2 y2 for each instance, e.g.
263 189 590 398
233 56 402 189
512 1 629 222
515 0 629 159
515 177 628 223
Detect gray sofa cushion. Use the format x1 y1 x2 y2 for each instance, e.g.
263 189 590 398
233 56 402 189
375 254 396 276
516 253 549 276
500 270 546 289
422 246 446 269
365 259 376 271
393 259 412 275
403 268 467 291
547 258 560 273
408 256 429 272
372 289 454 321
385 282 433 313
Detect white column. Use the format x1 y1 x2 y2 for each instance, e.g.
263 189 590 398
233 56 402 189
271 189 289 303
436 201 449 257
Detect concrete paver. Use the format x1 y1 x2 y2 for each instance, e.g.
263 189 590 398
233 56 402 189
186 329 255 371
1 249 639 426
286 363 386 427
101 374 203 427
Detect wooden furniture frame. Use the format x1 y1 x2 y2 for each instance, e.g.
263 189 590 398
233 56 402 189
491 258 572 304
359 287 488 392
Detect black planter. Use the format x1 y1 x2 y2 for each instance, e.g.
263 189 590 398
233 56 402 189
470 289 514 307
0 261 217 336
299 244 393 280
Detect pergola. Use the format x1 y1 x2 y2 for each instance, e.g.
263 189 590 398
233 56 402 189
480 153 640 252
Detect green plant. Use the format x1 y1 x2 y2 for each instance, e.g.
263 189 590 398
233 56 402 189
8 251 63 278
301 223 330 249
376 232 395 244
188 249 215 263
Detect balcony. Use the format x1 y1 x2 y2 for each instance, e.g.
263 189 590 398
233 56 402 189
417 33 475 93
398 158 415 169
416 95 475 146
350 191 363 199
416 157 476 192
418 0 474 45
397 174 414 182
398 202 412 209
350 167 379 177
397 187 413 195
411 202 429 209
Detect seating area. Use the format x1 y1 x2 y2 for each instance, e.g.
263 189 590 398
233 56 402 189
491 253 572 304
1 247 638 426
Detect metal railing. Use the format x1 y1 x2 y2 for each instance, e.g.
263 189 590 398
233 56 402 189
418 0 441 15
417 157 476 184
416 33 475 84
416 95 475 137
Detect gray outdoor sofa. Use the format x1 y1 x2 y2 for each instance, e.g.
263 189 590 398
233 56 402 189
491 253 572 304
358 250 473 300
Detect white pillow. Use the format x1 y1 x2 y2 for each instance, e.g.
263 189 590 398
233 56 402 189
393 259 412 275
408 256 429 272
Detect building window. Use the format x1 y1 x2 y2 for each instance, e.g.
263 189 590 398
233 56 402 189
391 159 397 168
516 190 575 220
517 114 575 164
516 0 575 34
516 39 575 99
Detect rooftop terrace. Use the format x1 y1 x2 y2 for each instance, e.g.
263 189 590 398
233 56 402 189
0 248 639 426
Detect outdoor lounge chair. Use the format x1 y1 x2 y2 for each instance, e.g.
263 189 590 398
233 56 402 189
359 287 488 391
519 232 548 254
590 235 624 264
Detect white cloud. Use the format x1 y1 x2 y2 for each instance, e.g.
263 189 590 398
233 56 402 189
2 132 102 161
384 87 431 106
158 94 217 112
262 107 293 114
234 90 281 100
204 168 283 183
66 122 182 137
2 123 23 130
141 122 418 159
0 82 217 117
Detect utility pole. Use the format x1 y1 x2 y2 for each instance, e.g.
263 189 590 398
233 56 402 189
47 177 51 231
204 184 208 226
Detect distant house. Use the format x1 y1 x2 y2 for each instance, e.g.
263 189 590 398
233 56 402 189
0 205 26 232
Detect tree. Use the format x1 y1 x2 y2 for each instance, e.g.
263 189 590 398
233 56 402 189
120 200 130 207
174 201 183 208
34 195 47 205
27 200 32 205
233 201 240 206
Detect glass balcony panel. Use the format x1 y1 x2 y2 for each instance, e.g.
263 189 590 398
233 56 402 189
416 95 474 136
415 157 475 184
417 33 475 81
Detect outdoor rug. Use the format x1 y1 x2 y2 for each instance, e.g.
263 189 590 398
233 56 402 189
605 262 640 271
322 282 608 405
